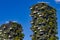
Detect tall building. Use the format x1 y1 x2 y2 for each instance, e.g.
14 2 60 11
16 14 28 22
0 21 24 40
30 2 58 40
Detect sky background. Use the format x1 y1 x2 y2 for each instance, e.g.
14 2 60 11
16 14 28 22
0 0 60 40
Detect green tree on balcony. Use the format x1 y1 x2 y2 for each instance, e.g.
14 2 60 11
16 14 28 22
30 2 58 40
0 21 24 40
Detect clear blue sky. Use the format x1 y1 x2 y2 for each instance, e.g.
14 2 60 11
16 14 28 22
0 0 60 40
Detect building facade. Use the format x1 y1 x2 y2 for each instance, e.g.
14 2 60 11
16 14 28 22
30 2 58 40
0 21 24 40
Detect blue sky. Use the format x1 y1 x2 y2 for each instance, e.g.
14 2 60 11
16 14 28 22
0 0 60 40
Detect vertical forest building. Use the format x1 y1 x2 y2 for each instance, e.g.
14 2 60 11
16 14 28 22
30 2 58 40
0 21 24 40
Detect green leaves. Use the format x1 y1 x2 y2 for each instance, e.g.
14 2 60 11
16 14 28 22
0 21 24 40
30 3 58 40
